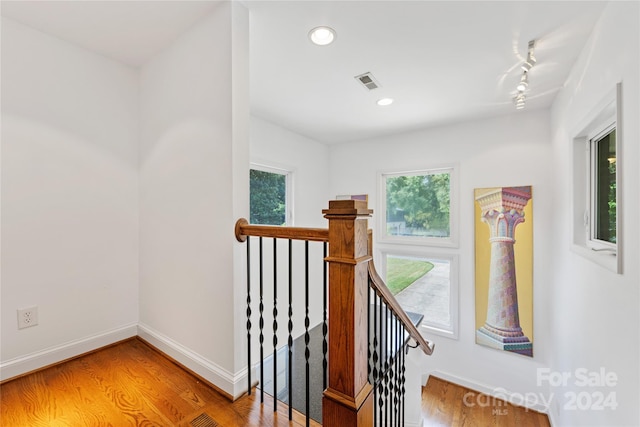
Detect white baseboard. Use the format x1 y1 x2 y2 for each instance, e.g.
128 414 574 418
404 418 424 427
0 323 137 382
547 400 559 427
137 323 248 400
427 370 550 414
1 322 249 400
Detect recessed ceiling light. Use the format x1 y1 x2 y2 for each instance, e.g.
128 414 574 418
377 98 394 106
309 26 336 46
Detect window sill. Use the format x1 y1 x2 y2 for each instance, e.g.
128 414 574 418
378 235 458 249
421 323 458 340
571 243 621 274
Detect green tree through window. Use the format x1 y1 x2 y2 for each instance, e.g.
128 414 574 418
385 172 450 238
250 169 287 225
593 128 616 244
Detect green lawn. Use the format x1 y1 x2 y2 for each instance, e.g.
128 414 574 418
386 257 434 295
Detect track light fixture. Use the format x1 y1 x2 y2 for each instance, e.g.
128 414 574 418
521 56 536 72
516 72 529 92
521 40 537 72
514 40 536 110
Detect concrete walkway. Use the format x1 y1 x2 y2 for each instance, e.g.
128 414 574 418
394 260 450 328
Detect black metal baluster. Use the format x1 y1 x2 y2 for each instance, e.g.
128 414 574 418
304 241 310 427
384 305 389 427
398 318 401 426
394 316 400 427
372 289 378 427
401 338 406 427
272 238 278 412
246 237 252 395
398 319 403 427
378 299 384 425
368 284 372 384
288 239 293 420
259 237 264 403
401 322 405 427
387 312 396 426
322 242 328 391
390 316 395 427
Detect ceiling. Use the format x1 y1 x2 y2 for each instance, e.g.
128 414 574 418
0 1 221 67
1 1 607 144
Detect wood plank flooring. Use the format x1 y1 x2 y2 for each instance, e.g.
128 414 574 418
0 338 319 427
0 338 550 426
422 376 551 427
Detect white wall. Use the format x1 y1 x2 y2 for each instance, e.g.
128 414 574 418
329 110 555 410
138 2 250 398
250 115 330 227
231 0 252 388
1 18 139 378
549 2 639 426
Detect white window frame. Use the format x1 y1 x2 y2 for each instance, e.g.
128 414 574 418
571 83 622 274
378 166 458 248
378 247 458 339
250 162 294 226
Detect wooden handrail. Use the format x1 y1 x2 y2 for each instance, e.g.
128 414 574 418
367 231 435 356
235 218 329 242
368 262 435 356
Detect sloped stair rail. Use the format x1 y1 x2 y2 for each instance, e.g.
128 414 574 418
366 231 434 426
235 199 434 427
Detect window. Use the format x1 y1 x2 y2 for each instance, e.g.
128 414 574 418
377 166 458 338
572 83 622 273
249 164 292 225
380 250 458 339
380 167 457 247
589 126 617 247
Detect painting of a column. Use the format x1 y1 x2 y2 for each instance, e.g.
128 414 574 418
475 186 533 357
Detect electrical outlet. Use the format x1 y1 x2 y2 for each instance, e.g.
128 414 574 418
17 306 38 329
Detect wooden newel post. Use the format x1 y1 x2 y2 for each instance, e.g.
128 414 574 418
322 199 374 427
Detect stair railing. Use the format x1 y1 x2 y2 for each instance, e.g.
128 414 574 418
235 199 433 427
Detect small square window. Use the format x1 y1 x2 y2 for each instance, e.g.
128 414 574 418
379 167 457 247
250 165 292 226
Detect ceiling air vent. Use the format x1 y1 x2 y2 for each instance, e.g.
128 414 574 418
354 72 380 91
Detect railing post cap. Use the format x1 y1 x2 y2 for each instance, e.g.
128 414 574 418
323 199 373 217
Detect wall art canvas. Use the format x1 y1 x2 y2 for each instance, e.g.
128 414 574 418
474 186 533 357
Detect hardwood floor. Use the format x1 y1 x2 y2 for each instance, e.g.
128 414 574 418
422 376 551 427
0 338 550 426
0 338 318 427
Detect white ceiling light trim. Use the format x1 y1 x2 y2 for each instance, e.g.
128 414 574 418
309 26 336 46
377 98 394 106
